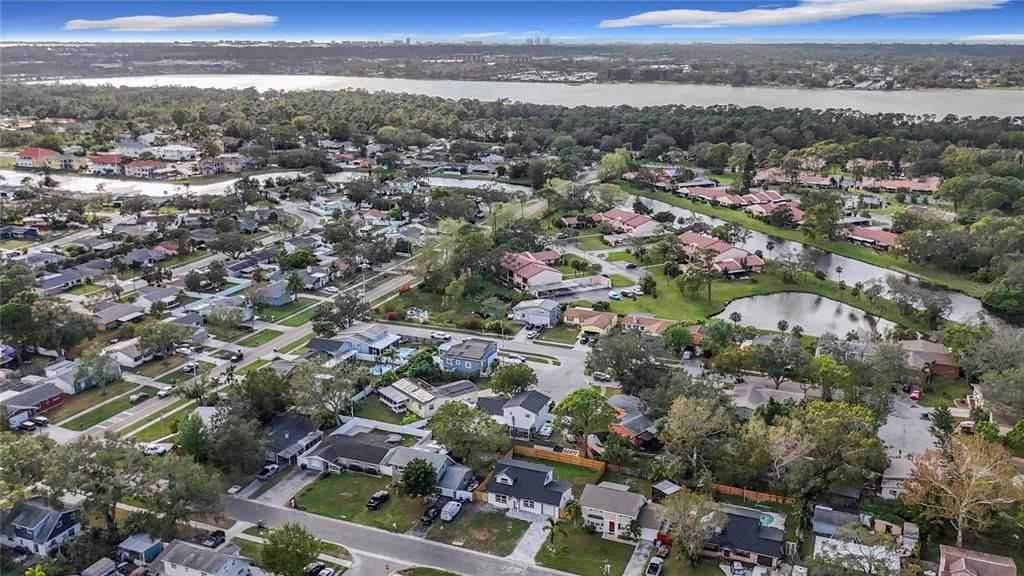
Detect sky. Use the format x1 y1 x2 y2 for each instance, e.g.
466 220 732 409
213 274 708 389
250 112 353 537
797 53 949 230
1 1 1022 43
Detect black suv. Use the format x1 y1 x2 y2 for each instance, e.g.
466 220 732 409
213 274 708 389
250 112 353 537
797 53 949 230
202 530 226 548
421 504 442 524
366 490 390 510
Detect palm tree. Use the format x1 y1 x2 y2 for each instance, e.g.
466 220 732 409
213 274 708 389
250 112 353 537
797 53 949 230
287 272 305 297
542 517 566 547
251 268 268 285
564 499 582 527
766 240 775 258
777 320 789 333
835 266 843 283
923 360 936 389
729 312 742 325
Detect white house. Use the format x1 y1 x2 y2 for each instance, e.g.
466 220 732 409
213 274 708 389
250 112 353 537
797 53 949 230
510 299 561 328
88 154 124 175
156 145 198 161
579 483 663 541
379 378 478 418
108 341 154 369
476 390 552 435
486 458 572 518
152 540 251 576
0 498 82 557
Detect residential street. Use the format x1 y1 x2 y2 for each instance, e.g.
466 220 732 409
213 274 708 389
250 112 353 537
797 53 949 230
222 497 570 576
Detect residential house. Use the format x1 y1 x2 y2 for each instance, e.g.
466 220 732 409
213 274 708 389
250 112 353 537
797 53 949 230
118 533 163 564
386 446 473 499
136 286 181 310
0 498 82 556
250 280 295 307
476 390 552 435
621 313 677 336
45 154 88 172
122 248 166 267
152 540 251 576
0 383 65 427
113 141 153 158
108 341 155 369
10 252 63 270
380 377 479 418
20 357 120 396
169 313 209 345
898 339 960 380
510 299 561 328
125 160 169 179
186 295 254 323
881 458 914 500
15 147 60 168
82 557 116 576
938 545 1017 576
579 483 663 541
156 145 198 161
745 201 805 225
593 208 660 235
284 236 320 253
196 157 225 176
608 394 657 448
704 504 786 568
221 153 264 172
486 459 572 518
91 302 145 331
296 266 336 290
438 338 499 377
66 237 122 253
812 505 861 537
263 413 323 465
500 251 563 293
562 307 618 336
306 324 401 362
903 204 956 223
34 269 85 296
847 227 899 251
153 240 182 257
89 154 124 175
189 228 218 246
0 225 40 240
813 536 901 574
300 431 400 475
677 231 765 276
862 176 941 195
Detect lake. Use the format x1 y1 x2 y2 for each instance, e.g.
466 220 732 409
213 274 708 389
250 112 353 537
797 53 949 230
54 74 1024 117
714 292 897 337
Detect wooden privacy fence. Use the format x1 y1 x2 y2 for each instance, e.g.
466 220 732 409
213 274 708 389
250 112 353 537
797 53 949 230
709 483 795 506
513 444 607 473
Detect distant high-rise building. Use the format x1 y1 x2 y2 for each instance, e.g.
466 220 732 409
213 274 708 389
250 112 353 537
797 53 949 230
406 37 411 45
525 37 534 46
535 36 542 45
542 37 551 45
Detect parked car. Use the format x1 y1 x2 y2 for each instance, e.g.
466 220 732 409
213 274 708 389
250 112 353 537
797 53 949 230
732 562 747 576
183 362 199 373
142 444 168 456
366 490 390 510
421 504 442 524
901 382 913 393
633 289 644 296
18 421 37 432
592 371 611 382
910 388 922 400
129 392 149 404
440 501 462 522
959 420 976 433
608 291 621 300
157 386 176 398
227 485 243 495
526 329 540 339
175 347 193 356
202 530 226 549
304 563 326 576
323 286 339 294
430 331 451 341
538 423 554 438
625 263 638 269
646 557 664 576
30 416 49 427
317 569 335 576
230 351 244 363
257 464 280 481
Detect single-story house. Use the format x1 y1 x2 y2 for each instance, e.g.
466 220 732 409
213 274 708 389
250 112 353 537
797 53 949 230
122 248 166 268
704 504 786 568
562 307 618 335
91 302 145 331
0 497 82 556
880 458 914 501
476 390 552 436
385 446 474 498
938 545 1017 576
898 339 960 380
500 251 563 293
438 338 499 377
152 539 251 576
0 225 40 240
486 458 572 518
108 341 155 369
1 383 65 428
300 431 399 475
169 313 209 345
34 269 85 296
511 299 561 328
621 313 677 336
593 208 660 235
10 252 64 270
580 482 663 541
847 227 899 251
81 557 117 576
118 533 164 564
812 505 861 536
136 286 181 310
250 280 296 307
263 413 323 464
305 324 400 362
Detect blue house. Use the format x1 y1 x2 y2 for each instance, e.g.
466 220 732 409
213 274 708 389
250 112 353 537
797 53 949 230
118 533 163 564
252 280 296 307
439 338 499 377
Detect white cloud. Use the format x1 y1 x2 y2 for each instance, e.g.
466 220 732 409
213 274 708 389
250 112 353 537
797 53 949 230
600 0 1008 29
455 31 506 38
522 30 543 35
960 33 1024 42
65 12 277 32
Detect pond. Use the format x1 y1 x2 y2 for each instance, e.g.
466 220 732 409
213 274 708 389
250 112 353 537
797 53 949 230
713 292 897 337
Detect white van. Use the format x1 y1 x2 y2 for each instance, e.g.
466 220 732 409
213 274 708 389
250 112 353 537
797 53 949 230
440 501 462 522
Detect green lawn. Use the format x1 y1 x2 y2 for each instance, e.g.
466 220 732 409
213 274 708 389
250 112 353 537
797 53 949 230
297 473 424 532
63 386 159 431
47 380 137 423
377 286 518 334
209 324 254 342
67 282 104 295
534 525 635 576
238 329 285 347
162 249 211 268
354 397 406 425
606 251 641 264
130 399 193 442
280 333 316 354
133 355 189 378
0 239 34 249
916 378 971 408
607 274 634 288
662 560 728 576
279 303 326 327
556 254 593 275
259 297 317 323
600 472 653 499
158 361 215 385
426 508 529 556
575 235 608 251
517 456 603 498
250 464 294 499
627 184 989 298
537 324 580 345
239 358 271 375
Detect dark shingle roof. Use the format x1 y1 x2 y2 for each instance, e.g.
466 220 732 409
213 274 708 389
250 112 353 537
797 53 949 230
709 507 784 559
306 337 344 354
263 414 319 454
312 433 394 466
505 390 550 414
487 458 571 506
476 396 505 417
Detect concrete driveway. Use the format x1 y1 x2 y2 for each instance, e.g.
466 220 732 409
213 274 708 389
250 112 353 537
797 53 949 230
254 467 322 505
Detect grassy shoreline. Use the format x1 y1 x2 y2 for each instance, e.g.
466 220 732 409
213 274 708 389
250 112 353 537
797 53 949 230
627 185 988 298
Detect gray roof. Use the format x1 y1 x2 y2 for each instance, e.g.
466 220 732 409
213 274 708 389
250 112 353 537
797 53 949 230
710 505 784 559
504 390 550 414
476 396 505 417
264 414 320 455
171 313 204 327
618 413 655 437
378 385 409 404
435 379 478 399
607 394 643 415
306 337 345 354
82 557 116 576
2 383 64 409
580 484 646 518
487 458 571 506
155 540 245 573
37 270 81 290
513 299 560 313
138 285 180 301
0 497 79 545
813 505 860 528
437 463 474 492
119 533 162 553
387 447 452 471
124 248 164 264
311 433 394 466
442 338 495 361
92 303 144 324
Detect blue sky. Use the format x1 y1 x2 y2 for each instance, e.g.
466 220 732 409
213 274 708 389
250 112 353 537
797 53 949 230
1 1 1022 43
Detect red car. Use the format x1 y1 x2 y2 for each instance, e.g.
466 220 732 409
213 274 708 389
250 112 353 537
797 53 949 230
910 389 922 400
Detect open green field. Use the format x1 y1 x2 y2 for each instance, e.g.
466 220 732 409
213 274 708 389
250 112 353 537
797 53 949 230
536 324 580 345
296 473 423 533
238 329 284 347
426 508 529 556
259 297 317 323
534 525 634 576
627 184 989 298
48 380 137 423
63 386 159 431
575 234 608 251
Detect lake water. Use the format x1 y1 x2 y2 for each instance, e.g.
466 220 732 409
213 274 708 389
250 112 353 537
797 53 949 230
714 292 897 337
55 74 1024 117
